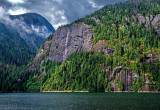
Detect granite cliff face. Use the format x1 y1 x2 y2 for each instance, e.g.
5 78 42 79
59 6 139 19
49 22 93 62
29 22 94 72
136 14 160 36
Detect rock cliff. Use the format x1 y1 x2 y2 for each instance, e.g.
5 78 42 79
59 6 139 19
29 22 94 72
136 14 160 36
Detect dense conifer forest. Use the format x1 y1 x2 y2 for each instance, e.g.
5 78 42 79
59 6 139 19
0 0 160 92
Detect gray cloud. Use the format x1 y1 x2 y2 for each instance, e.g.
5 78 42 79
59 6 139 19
0 0 126 29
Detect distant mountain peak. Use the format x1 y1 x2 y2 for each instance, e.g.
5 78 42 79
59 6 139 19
0 12 55 65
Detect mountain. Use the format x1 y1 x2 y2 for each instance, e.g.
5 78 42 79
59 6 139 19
9 13 55 50
1 0 160 92
0 22 35 65
0 13 55 92
0 13 55 66
26 0 160 92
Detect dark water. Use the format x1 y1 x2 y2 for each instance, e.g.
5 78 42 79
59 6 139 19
0 92 160 110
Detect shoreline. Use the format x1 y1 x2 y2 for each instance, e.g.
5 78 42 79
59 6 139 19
41 91 160 93
105 91 160 93
0 91 160 93
42 91 89 93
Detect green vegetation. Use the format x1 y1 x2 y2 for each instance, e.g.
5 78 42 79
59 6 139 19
0 12 55 92
0 63 30 92
0 23 36 66
27 51 108 92
130 78 141 92
0 31 52 92
29 0 159 92
1 0 160 92
0 23 36 92
47 34 54 41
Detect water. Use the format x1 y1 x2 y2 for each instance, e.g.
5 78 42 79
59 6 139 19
0 92 160 110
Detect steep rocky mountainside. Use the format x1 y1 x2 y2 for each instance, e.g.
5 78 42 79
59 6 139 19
27 0 160 92
29 23 93 72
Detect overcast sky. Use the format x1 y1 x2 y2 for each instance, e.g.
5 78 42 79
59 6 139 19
0 0 126 29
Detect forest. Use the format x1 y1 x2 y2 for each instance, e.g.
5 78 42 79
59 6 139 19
26 0 160 92
0 0 160 92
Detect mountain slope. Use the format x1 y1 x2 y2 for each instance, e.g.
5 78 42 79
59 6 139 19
27 0 160 92
0 13 55 65
9 13 55 50
0 22 35 65
0 13 55 92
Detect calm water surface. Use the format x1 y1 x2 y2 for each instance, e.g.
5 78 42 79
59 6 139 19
0 92 160 110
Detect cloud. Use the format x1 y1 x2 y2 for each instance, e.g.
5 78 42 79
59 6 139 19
7 0 26 4
0 0 127 29
8 7 29 15
53 0 62 4
0 7 30 33
51 10 68 29
0 6 6 18
31 25 52 37
0 7 12 24
88 0 103 9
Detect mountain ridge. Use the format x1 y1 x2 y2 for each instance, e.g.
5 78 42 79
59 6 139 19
9 13 55 50
0 13 55 65
27 0 160 92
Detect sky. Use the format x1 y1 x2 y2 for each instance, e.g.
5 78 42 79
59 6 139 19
0 0 126 29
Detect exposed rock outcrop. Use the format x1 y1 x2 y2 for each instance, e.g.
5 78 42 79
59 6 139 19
49 22 93 62
94 40 115 56
146 53 160 64
136 13 160 36
29 22 94 72
115 69 134 91
141 73 157 91
108 66 134 91
91 17 101 25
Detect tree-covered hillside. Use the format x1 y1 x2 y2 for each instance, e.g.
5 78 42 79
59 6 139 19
0 22 36 65
1 0 160 92
0 23 35 92
0 13 55 92
26 0 160 92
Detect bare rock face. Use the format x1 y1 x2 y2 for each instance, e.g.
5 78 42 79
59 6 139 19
151 14 160 35
94 40 107 55
137 14 146 24
94 40 115 56
145 54 160 64
136 13 160 36
108 66 135 91
91 17 101 25
119 70 133 91
28 22 94 72
49 22 93 62
28 40 52 73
